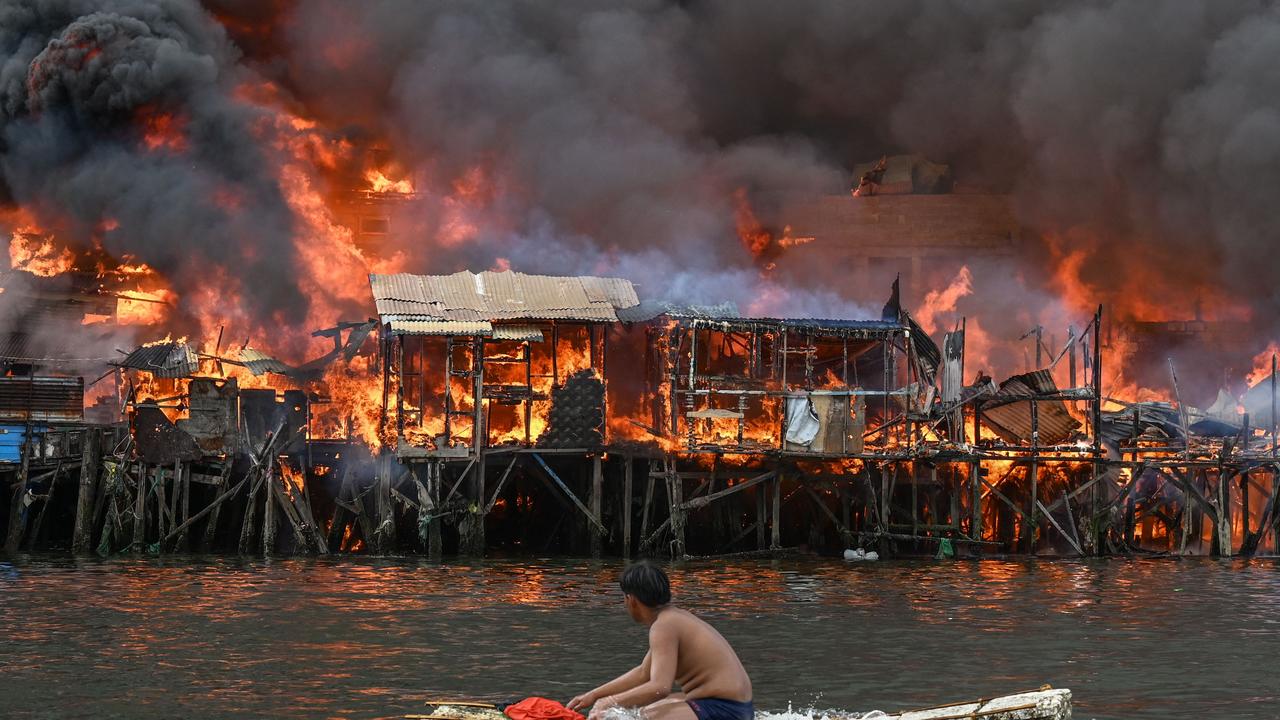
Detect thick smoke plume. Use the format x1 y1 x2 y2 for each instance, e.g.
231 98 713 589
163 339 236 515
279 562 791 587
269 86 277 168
6 1 1280 376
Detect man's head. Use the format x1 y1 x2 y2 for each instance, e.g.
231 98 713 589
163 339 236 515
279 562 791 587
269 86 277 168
620 562 671 622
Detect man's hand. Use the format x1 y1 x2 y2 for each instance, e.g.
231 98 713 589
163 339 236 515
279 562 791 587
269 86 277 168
587 695 617 720
566 692 596 713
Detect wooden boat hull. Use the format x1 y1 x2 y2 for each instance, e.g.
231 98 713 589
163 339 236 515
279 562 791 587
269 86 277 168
883 688 1071 720
407 688 1072 720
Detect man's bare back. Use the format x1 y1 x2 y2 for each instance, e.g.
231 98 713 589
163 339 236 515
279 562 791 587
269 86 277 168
650 606 752 703
568 563 753 720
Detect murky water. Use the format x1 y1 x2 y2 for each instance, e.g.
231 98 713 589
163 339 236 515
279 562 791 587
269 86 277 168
0 556 1277 719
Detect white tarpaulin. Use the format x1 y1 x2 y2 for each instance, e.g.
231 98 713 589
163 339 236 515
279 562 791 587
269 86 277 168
785 396 821 446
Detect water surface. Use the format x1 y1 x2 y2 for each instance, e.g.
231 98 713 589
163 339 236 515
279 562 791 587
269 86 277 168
0 556 1276 719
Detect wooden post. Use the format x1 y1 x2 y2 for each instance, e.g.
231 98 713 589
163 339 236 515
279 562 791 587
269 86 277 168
238 470 260 554
912 464 920 537
374 452 396 553
1217 470 1234 557
666 455 686 559
1028 399 1039 553
5 406 35 553
755 484 767 550
202 461 233 552
26 463 62 551
428 460 443 560
640 460 655 551
262 463 277 556
412 464 431 552
771 471 782 549
132 465 147 552
178 461 191 551
472 450 487 555
622 457 633 559
590 454 604 558
971 460 983 543
72 428 103 554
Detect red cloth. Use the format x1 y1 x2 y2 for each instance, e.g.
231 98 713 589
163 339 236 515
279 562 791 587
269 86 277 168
504 697 585 720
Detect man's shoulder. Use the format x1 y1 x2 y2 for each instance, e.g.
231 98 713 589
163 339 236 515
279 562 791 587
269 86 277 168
650 606 697 632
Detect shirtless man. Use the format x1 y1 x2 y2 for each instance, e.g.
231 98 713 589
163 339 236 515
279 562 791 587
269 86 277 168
567 563 753 720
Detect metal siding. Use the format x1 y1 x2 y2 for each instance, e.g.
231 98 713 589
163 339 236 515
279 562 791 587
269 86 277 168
0 377 83 422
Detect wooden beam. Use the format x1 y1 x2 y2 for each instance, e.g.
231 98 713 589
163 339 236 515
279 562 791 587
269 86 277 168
530 453 606 535
681 471 776 511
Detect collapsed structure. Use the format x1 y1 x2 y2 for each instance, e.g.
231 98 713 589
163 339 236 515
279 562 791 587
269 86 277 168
2 268 1279 561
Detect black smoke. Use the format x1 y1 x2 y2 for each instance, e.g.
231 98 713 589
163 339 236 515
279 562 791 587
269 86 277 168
1 0 307 335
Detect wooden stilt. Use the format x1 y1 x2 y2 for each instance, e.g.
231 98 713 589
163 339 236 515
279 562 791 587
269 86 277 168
327 461 356 551
771 471 782 550
262 462 277 556
640 460 655 549
971 460 983 544
4 423 34 553
72 429 102 554
590 454 603 558
26 462 62 551
622 457 633 559
666 455 687 559
428 461 443 560
1217 470 1234 557
202 461 233 552
238 471 260 555
755 484 767 550
132 465 147 552
178 462 191 551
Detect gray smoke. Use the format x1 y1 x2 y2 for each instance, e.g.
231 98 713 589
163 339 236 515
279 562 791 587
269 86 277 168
244 0 1280 327
7 0 1280 350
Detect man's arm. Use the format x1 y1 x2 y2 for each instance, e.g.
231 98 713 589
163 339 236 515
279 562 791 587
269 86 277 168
595 621 678 709
566 653 651 712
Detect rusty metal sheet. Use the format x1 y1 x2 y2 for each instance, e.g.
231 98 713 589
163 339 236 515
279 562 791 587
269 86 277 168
981 370 1080 445
133 404 203 464
0 376 83 422
238 348 293 376
118 341 197 378
175 377 238 452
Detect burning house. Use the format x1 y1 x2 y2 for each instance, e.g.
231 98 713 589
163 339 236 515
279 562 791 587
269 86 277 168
5 1 1280 563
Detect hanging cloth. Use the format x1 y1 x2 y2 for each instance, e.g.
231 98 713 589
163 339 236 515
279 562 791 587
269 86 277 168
785 395 820 446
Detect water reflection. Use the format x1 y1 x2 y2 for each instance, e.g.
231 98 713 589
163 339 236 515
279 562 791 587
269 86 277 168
0 556 1277 719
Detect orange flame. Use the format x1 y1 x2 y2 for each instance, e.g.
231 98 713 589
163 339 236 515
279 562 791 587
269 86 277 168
9 226 75 276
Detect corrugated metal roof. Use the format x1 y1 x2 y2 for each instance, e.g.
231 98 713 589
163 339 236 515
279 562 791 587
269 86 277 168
491 324 545 342
616 301 741 323
981 370 1080 445
388 319 493 336
370 270 638 325
118 341 198 378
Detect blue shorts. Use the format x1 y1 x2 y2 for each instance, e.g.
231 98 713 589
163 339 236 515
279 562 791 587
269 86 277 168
686 698 754 720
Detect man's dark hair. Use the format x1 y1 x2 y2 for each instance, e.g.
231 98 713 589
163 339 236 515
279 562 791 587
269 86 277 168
620 562 671 607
